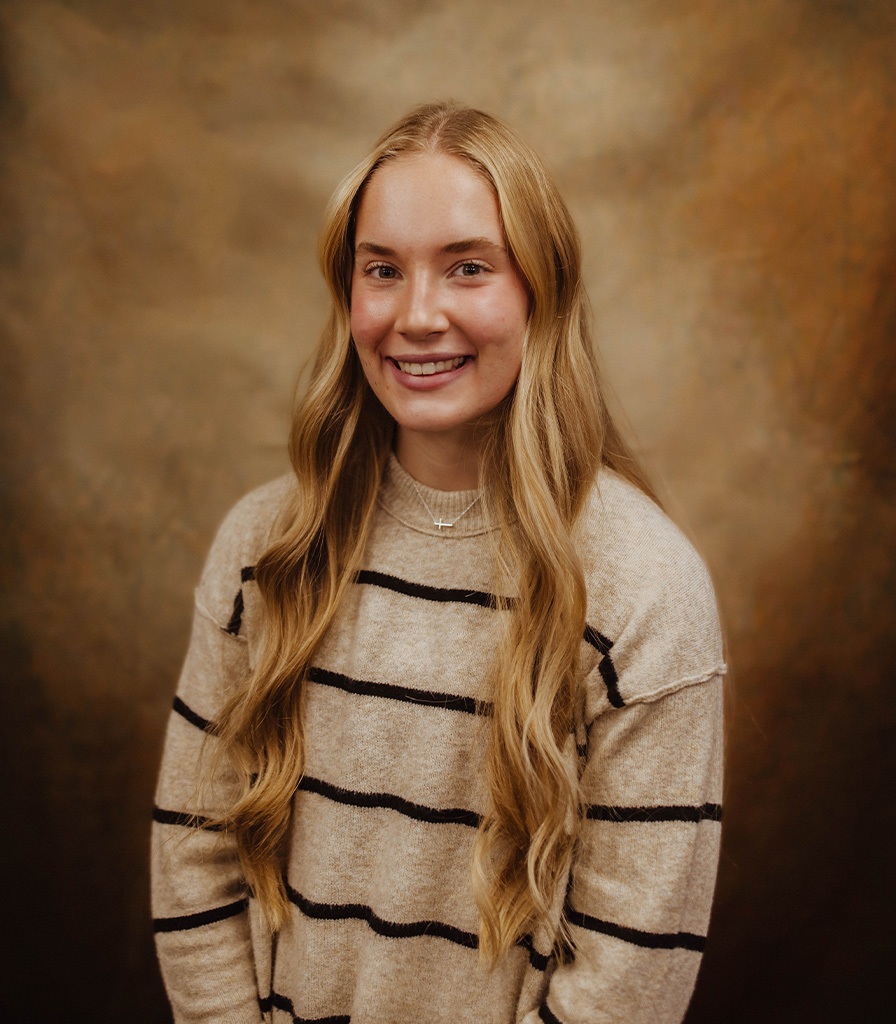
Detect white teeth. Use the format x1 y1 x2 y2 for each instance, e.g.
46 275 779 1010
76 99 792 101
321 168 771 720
396 357 465 376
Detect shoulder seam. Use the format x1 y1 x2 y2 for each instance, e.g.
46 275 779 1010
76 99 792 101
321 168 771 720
194 595 248 643
611 664 726 709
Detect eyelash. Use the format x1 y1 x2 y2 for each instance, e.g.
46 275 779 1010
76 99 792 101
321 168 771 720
363 260 491 279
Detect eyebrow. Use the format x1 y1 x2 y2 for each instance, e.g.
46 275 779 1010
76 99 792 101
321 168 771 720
354 237 506 258
442 237 506 255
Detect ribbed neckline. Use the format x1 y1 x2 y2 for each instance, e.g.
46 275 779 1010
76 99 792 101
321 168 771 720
378 453 493 538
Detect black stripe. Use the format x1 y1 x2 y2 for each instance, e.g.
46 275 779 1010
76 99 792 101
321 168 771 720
284 882 549 972
225 588 245 636
582 626 625 707
585 803 723 823
565 903 706 952
174 667 489 729
583 624 612 656
597 654 624 708
518 933 553 972
298 775 481 828
355 569 506 609
152 806 224 831
308 666 486 716
153 897 248 933
258 991 349 1024
172 695 217 734
223 566 257 636
285 883 479 950
538 1002 564 1024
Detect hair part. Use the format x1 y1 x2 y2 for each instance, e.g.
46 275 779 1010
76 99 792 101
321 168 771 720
207 101 655 961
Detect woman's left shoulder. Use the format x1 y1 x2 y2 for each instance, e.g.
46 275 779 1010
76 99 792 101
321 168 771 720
577 468 726 706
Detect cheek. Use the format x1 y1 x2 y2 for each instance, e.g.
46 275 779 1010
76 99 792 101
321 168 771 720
349 296 385 355
474 279 529 340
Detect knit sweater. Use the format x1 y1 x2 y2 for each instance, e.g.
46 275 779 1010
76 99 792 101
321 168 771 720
152 455 725 1024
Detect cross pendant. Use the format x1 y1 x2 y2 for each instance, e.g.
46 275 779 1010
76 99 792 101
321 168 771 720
434 518 453 530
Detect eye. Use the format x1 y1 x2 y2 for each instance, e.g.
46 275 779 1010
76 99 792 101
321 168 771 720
452 261 489 278
366 262 398 280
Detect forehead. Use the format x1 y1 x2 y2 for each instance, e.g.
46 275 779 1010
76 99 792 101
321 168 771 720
355 152 504 245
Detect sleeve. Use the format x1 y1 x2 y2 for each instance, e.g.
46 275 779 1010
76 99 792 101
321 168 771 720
525 673 724 1024
151 556 265 1021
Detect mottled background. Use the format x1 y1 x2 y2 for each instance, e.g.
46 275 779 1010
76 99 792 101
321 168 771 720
2 1 894 1021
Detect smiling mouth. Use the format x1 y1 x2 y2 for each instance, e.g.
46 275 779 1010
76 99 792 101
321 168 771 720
393 356 469 377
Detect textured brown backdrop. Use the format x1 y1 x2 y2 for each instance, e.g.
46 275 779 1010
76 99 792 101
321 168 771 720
2 2 894 1022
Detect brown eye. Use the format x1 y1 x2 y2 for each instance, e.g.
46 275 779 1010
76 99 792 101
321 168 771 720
370 264 397 279
456 262 486 277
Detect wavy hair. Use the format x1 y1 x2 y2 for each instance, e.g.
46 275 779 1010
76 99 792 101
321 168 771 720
209 102 654 962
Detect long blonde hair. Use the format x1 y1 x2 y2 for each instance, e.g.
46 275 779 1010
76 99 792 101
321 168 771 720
210 102 654 962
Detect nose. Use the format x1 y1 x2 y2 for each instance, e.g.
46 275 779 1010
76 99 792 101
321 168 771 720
395 274 450 340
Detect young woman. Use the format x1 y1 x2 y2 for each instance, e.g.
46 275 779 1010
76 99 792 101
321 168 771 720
152 102 725 1024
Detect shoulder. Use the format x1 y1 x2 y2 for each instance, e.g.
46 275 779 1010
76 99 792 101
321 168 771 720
577 468 725 708
195 474 296 625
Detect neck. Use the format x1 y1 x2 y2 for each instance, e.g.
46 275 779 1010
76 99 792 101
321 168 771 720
395 428 481 490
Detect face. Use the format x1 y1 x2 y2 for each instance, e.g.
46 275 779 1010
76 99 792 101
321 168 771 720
350 152 529 460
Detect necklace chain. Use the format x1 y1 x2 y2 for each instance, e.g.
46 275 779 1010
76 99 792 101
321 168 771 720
409 478 481 530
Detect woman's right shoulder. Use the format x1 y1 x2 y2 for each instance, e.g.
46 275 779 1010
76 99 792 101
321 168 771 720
195 473 297 618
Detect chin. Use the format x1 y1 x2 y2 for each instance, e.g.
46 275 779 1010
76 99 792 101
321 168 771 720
386 403 473 435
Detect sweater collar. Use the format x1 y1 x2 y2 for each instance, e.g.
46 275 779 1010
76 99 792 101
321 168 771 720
378 453 493 538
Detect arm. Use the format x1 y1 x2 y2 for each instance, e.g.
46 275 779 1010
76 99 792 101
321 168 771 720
151 597 265 1024
525 673 724 1024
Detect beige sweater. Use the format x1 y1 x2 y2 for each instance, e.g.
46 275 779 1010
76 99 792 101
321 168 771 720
152 456 725 1024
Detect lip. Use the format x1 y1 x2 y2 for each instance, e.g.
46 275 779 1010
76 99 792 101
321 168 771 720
385 354 473 390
